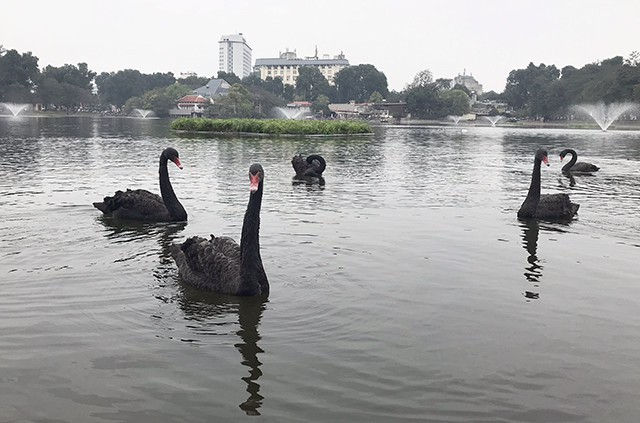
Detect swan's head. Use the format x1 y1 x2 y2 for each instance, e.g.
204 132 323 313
249 163 264 193
163 147 183 169
559 149 571 162
535 149 549 166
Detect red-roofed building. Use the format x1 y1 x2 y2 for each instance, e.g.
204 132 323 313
171 95 211 117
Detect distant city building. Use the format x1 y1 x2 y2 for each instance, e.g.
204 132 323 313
179 71 198 78
218 33 252 79
254 48 349 86
454 70 483 95
193 78 231 99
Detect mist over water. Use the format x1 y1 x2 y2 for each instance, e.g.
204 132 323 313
1 117 640 421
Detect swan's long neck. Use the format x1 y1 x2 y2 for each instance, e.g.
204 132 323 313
520 157 542 215
562 150 577 172
239 182 267 295
159 156 187 221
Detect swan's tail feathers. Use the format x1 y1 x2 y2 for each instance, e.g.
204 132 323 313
93 202 107 213
306 154 326 174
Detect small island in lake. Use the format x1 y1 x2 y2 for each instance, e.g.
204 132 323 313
170 118 373 135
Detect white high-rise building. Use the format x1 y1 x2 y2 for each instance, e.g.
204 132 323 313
218 33 252 79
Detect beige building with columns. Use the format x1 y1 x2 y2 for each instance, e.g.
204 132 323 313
254 49 349 85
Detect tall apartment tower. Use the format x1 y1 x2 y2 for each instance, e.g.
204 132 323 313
218 33 252 79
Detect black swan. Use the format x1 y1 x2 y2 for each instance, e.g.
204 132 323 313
559 149 599 173
517 149 579 220
93 147 187 222
171 164 268 296
292 154 326 184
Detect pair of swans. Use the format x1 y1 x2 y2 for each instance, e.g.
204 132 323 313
518 149 580 220
94 148 268 297
518 148 600 220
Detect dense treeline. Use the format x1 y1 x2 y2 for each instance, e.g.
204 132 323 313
389 70 472 118
501 54 640 119
2 45 639 120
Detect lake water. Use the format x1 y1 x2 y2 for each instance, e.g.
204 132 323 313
1 116 639 422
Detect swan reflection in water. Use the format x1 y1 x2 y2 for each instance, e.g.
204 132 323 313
559 172 576 187
520 220 542 300
177 287 267 415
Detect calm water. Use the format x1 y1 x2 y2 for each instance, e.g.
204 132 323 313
1 116 640 422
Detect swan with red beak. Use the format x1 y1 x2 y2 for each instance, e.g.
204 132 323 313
249 164 264 193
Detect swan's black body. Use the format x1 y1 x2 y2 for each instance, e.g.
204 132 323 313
93 148 187 222
518 149 579 220
560 149 599 173
292 154 326 184
171 164 268 297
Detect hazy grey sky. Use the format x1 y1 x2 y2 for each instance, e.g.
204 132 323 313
2 0 639 92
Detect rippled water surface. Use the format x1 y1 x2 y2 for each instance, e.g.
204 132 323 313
1 117 640 422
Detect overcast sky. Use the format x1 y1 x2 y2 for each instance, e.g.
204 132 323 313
2 0 639 92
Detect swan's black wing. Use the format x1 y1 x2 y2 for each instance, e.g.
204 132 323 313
572 162 599 172
93 189 170 221
171 235 242 294
536 194 579 220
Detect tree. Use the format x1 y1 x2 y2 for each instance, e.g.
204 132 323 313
95 70 176 106
212 83 254 117
369 91 384 103
38 63 97 108
123 83 192 117
407 69 433 89
0 49 40 102
334 64 388 102
311 94 331 116
217 71 241 85
625 51 640 67
263 76 284 97
451 83 471 96
295 66 331 101
177 75 209 89
283 84 295 102
405 83 443 118
435 78 453 90
504 63 560 111
440 89 471 116
479 90 503 102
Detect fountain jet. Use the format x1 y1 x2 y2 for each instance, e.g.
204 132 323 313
572 102 638 131
448 115 462 125
483 115 503 127
1 103 28 117
134 109 153 118
273 106 311 120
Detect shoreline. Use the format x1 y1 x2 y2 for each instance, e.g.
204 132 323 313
3 112 640 131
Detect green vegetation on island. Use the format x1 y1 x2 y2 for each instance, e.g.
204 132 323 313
171 118 373 135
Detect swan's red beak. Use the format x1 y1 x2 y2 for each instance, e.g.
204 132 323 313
542 156 549 166
171 158 183 169
249 173 261 193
